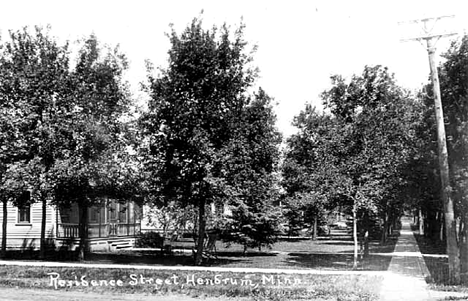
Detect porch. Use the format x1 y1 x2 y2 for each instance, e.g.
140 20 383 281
55 199 142 251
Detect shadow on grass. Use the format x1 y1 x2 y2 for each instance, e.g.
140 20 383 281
215 251 277 257
369 234 399 253
320 241 355 246
86 249 278 267
413 232 449 284
1 250 79 262
413 233 468 290
286 252 394 271
286 253 355 269
286 232 398 271
423 256 449 284
278 236 314 242
87 251 197 266
413 232 446 255
0 231 398 272
89 231 398 271
317 236 353 241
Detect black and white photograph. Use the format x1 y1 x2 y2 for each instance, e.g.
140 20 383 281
0 1 468 300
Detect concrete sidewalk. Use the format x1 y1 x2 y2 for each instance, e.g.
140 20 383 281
379 217 431 300
379 217 467 301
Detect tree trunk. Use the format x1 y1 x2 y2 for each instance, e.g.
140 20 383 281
39 196 47 259
363 212 369 257
381 214 388 244
312 215 318 240
419 209 424 235
194 199 206 265
1 199 7 258
389 212 394 231
78 204 88 261
430 210 440 240
439 212 445 242
353 205 358 269
39 164 52 260
460 215 468 284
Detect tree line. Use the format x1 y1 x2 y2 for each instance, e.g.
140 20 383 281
0 20 281 265
0 25 138 260
282 38 468 283
0 18 467 279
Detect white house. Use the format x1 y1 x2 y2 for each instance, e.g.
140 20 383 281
0 198 142 252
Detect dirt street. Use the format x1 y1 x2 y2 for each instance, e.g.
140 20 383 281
0 287 246 301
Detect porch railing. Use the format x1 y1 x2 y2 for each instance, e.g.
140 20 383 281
57 223 140 238
57 223 79 238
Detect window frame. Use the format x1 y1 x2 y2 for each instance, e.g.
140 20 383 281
16 204 32 225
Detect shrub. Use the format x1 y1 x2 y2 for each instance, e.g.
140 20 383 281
135 232 164 248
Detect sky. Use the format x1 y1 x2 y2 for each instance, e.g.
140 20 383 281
1 0 467 137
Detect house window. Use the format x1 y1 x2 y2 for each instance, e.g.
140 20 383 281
119 204 127 223
17 191 31 224
108 201 118 222
89 207 100 223
18 205 31 224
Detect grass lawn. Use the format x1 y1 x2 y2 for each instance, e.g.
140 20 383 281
413 229 468 294
82 229 398 272
0 229 394 300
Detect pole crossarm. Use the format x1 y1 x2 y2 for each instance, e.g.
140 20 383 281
398 15 455 25
400 33 458 43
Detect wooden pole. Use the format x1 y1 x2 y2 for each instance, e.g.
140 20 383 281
401 16 460 284
426 37 460 283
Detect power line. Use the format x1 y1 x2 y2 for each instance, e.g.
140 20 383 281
400 15 458 47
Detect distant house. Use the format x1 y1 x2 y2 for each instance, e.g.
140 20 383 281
140 202 232 235
0 197 142 252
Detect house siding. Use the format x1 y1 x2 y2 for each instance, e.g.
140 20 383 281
0 201 56 250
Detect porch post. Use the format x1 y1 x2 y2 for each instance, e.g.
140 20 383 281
127 201 130 236
104 198 108 237
55 205 58 239
98 206 101 238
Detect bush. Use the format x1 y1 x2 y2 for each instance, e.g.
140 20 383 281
135 231 164 248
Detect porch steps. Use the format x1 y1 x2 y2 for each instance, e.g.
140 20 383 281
109 239 134 250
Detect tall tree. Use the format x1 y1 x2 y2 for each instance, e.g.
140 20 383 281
437 35 468 283
409 89 441 239
0 26 69 258
282 106 336 239
140 18 274 264
53 34 131 260
322 66 420 231
0 36 32 256
286 65 423 268
214 88 282 252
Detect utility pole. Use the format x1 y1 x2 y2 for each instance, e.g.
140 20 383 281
400 15 460 284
